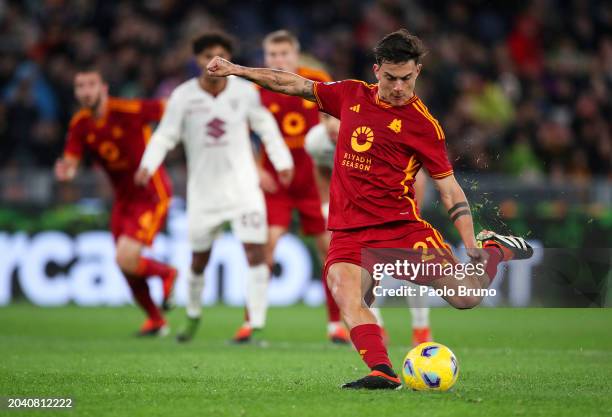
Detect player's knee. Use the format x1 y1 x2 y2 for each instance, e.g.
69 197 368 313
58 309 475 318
245 244 266 266
326 272 342 299
191 252 210 274
191 250 210 275
450 295 481 310
326 270 354 310
191 259 206 274
115 247 139 274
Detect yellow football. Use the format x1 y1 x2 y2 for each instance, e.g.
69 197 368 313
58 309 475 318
402 342 459 391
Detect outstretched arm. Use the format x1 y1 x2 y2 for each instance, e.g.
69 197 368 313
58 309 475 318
207 56 316 102
135 94 184 186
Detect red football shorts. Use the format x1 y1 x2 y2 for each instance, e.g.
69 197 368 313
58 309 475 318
264 150 326 235
324 220 457 285
110 195 169 246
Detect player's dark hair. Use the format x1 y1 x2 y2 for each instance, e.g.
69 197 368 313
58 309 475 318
74 63 106 81
373 29 427 65
192 32 234 55
263 30 300 51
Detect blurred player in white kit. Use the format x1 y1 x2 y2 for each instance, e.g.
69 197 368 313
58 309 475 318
136 32 294 342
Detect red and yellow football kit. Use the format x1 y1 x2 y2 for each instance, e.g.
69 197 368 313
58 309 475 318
259 67 331 234
313 80 456 284
64 97 172 246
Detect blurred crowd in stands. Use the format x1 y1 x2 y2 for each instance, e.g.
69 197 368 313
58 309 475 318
0 0 610 185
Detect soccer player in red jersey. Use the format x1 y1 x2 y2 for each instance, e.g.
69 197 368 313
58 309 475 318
207 29 533 389
232 30 348 345
306 114 433 346
54 67 177 337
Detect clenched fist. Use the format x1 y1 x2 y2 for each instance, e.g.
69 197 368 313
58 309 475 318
207 56 237 77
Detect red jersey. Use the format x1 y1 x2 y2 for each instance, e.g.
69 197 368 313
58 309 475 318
259 67 331 234
260 67 331 150
64 97 172 202
260 67 331 179
312 80 453 231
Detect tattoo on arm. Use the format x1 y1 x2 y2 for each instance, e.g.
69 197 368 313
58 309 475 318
241 67 315 101
300 79 315 101
448 201 471 223
448 202 469 215
450 209 471 223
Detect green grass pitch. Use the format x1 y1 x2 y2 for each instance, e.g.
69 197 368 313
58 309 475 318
1 305 611 417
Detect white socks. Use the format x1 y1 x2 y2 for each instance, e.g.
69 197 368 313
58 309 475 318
186 270 205 319
246 264 270 329
369 286 430 329
327 321 342 334
410 307 430 328
407 283 430 328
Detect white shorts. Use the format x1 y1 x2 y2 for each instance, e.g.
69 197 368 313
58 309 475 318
188 192 268 252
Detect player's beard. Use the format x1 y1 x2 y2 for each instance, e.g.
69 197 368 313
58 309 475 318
383 91 412 106
390 95 405 105
82 93 103 113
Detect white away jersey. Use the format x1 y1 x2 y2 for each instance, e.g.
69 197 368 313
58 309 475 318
140 76 292 213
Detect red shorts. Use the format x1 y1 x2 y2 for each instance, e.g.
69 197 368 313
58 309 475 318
110 172 171 246
263 150 326 235
324 220 456 285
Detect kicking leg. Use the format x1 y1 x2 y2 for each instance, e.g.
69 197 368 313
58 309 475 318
433 231 533 309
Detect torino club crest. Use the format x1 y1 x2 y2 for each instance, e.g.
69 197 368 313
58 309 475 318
206 118 226 139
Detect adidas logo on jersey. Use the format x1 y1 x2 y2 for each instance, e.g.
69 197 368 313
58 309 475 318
350 104 360 113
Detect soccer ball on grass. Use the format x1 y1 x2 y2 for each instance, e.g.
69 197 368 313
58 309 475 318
402 342 459 391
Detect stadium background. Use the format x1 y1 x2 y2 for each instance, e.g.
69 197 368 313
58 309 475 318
0 0 610 307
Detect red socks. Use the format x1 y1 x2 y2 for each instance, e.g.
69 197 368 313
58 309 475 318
127 277 162 321
135 257 173 279
124 258 171 321
484 247 503 282
350 323 392 370
324 278 341 322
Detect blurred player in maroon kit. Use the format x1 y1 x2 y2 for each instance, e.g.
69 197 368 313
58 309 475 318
232 30 349 344
54 67 177 337
208 29 533 389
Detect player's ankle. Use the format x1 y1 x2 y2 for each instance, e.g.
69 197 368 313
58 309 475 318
482 242 502 255
372 364 397 378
